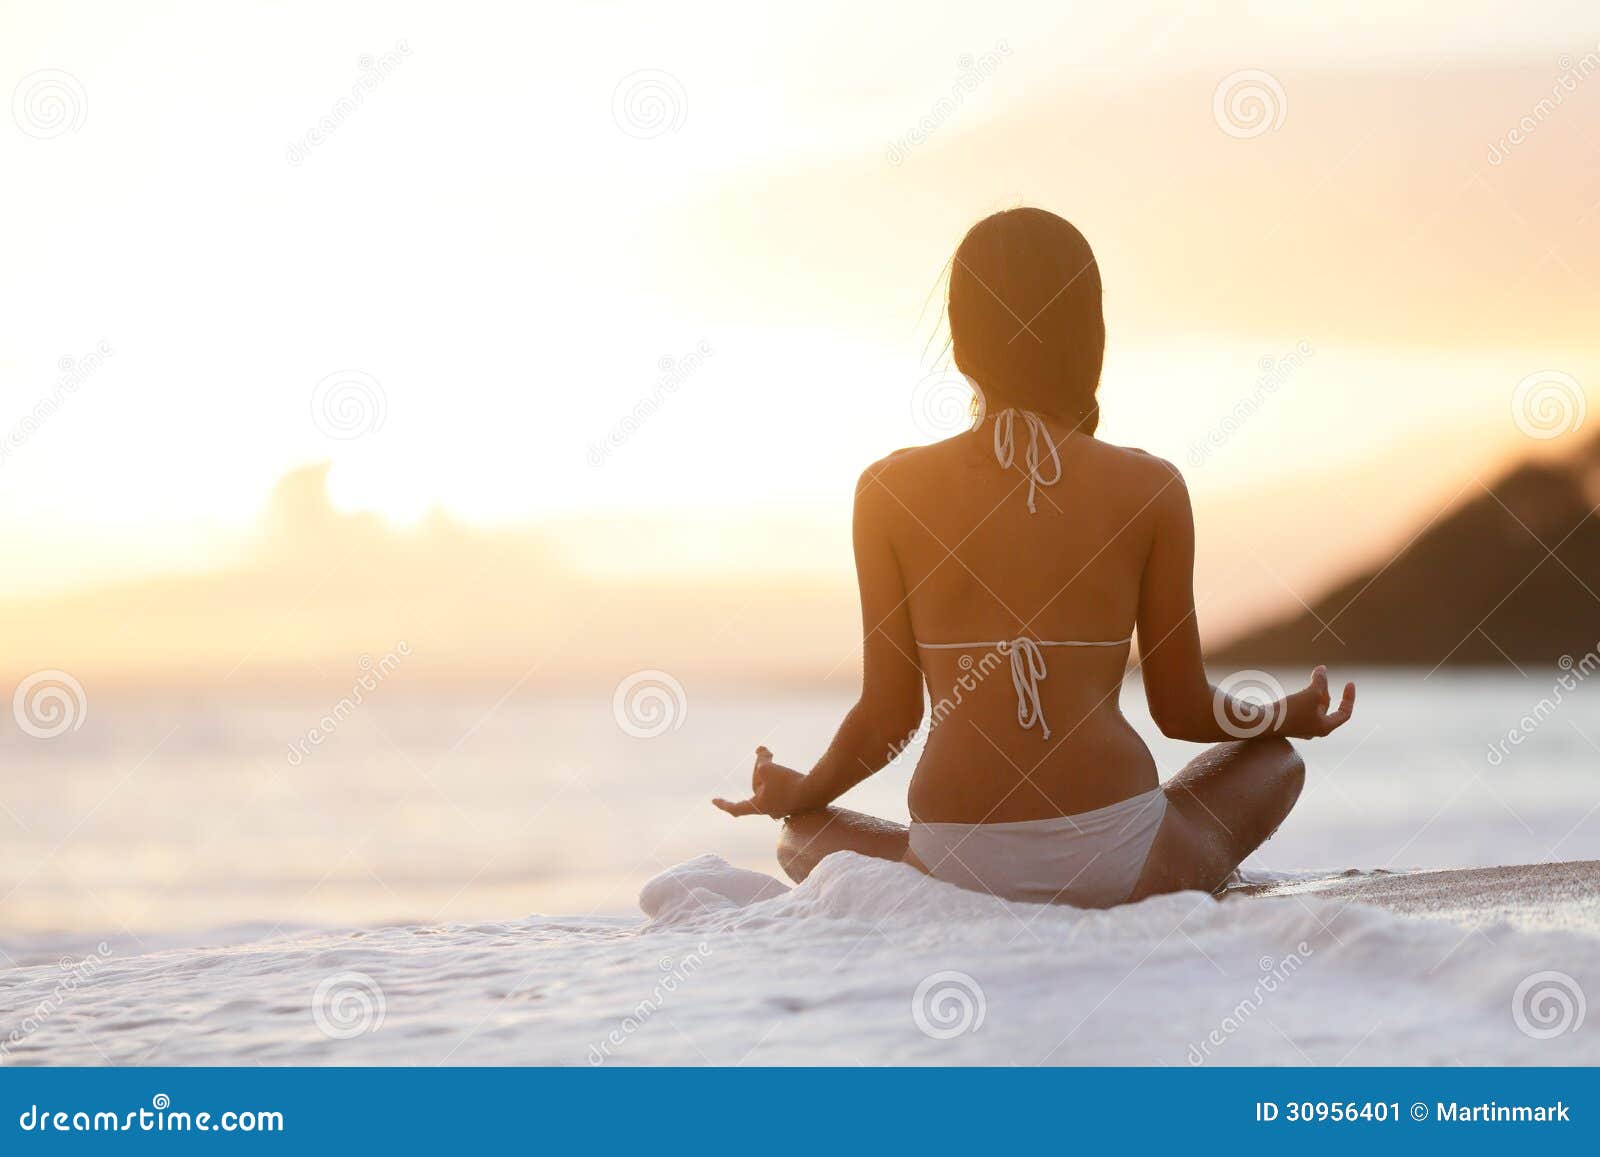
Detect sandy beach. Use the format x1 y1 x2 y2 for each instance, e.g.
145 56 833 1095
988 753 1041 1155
8 15 1600 1151
1239 860 1600 933
4 854 1595 1066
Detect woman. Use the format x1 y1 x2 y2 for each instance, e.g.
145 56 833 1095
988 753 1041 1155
713 207 1355 906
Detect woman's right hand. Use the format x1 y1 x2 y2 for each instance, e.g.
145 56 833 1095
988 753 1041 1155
711 747 812 818
1276 665 1355 739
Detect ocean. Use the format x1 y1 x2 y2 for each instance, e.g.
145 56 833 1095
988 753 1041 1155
2 670 1597 1064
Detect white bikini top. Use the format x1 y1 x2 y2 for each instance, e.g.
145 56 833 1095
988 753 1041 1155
915 407 1130 740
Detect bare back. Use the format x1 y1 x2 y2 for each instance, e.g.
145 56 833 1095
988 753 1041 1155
860 414 1178 824
716 207 1355 895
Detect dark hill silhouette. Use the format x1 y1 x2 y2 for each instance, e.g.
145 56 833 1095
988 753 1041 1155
1211 432 1600 668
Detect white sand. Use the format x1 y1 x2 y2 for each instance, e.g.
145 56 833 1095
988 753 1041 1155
3 853 1597 1065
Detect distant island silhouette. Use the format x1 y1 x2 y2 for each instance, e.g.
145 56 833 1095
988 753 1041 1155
7 434 1597 687
1212 431 1600 669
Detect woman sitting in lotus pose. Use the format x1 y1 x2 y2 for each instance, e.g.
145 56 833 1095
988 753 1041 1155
714 207 1354 906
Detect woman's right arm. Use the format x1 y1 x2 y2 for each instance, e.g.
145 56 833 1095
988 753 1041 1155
1135 459 1354 742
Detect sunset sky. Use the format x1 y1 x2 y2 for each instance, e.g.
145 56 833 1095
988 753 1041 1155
4 1 1599 676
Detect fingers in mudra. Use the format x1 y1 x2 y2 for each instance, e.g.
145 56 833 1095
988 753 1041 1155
1307 665 1356 735
711 795 760 817
711 746 780 817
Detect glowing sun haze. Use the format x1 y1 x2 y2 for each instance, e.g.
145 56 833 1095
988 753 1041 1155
3 1 1598 678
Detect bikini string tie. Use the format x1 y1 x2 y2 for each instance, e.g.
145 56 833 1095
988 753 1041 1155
991 408 1063 514
997 637 1052 739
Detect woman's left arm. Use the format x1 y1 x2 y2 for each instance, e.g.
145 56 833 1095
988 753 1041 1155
714 463 925 818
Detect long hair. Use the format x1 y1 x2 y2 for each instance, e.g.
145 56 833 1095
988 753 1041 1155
947 207 1104 433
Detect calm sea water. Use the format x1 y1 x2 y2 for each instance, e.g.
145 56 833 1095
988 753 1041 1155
2 671 1597 935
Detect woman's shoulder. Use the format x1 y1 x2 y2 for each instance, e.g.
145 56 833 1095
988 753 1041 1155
856 434 1187 508
1075 438 1191 508
853 439 978 512
1090 438 1183 475
856 441 943 486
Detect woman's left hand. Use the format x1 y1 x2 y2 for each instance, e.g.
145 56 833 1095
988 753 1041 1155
1276 665 1356 738
712 747 810 818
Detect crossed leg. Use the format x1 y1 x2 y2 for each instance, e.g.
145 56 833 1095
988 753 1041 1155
774 737 1305 901
777 806 908 884
1128 736 1304 899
